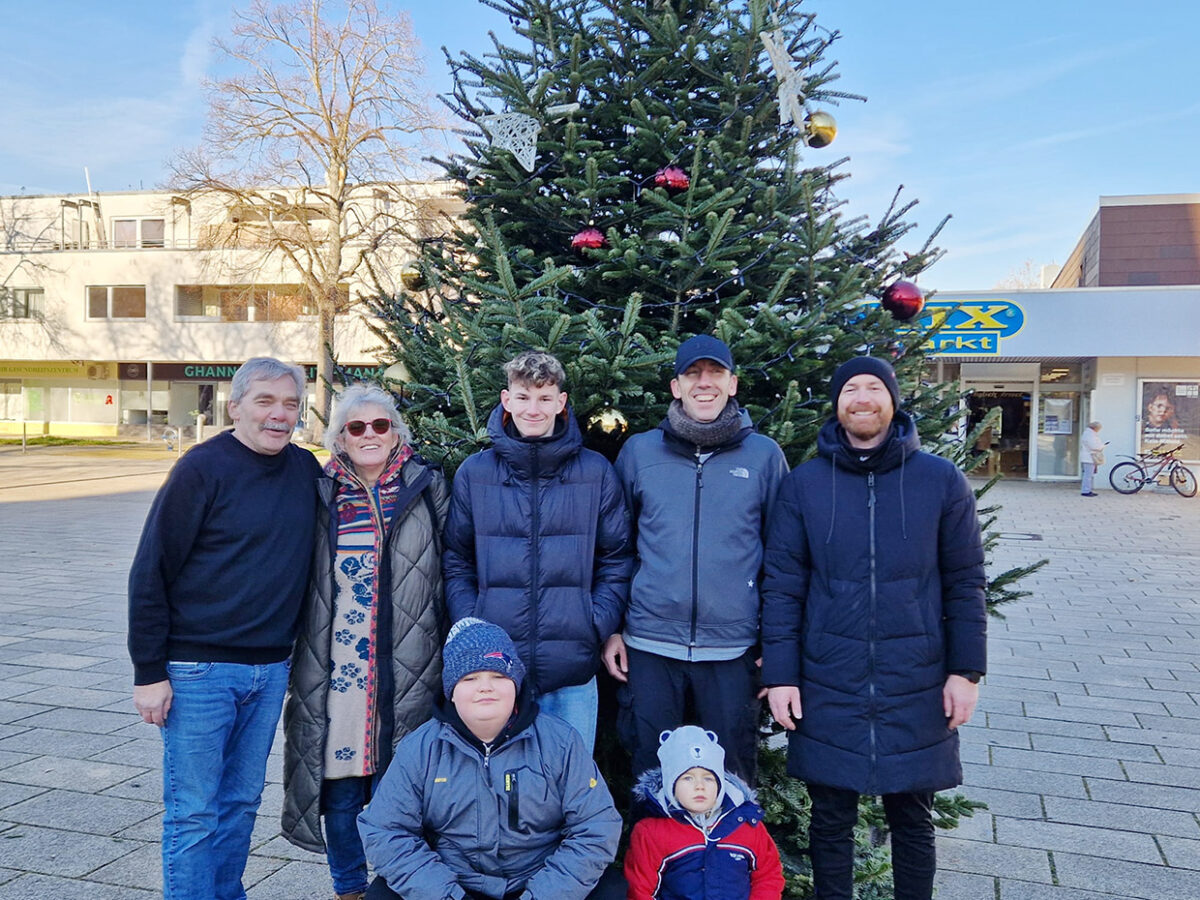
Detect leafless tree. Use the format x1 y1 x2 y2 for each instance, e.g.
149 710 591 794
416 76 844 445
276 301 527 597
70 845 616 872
171 0 443 435
994 258 1054 290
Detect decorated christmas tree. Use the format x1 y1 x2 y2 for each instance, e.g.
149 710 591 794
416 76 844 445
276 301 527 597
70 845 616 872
368 0 1012 895
371 0 950 473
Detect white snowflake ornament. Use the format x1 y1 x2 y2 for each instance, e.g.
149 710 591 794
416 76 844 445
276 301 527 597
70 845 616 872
478 113 541 173
760 29 807 129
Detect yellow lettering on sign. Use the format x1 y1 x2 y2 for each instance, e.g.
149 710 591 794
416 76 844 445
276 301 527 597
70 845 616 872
957 305 1009 330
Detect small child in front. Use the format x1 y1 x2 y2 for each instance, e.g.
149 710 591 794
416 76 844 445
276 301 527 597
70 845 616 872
625 726 785 900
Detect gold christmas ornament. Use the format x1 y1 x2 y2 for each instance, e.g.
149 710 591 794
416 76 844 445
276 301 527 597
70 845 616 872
804 111 837 148
400 262 426 291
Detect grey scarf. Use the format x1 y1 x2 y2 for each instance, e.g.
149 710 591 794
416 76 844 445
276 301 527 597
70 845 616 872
666 399 744 449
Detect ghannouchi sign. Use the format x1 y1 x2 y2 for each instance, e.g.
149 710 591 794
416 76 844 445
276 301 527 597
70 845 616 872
141 363 386 381
867 299 1026 356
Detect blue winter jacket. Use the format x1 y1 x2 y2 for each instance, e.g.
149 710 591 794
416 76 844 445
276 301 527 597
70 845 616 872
615 410 788 659
443 404 632 693
358 684 621 900
760 412 987 794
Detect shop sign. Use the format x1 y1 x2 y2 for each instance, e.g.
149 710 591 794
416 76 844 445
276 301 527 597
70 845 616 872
145 362 386 382
868 299 1026 355
0 361 97 378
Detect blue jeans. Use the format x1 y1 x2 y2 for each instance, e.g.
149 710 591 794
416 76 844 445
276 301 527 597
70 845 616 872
538 677 598 753
322 775 379 894
160 660 290 900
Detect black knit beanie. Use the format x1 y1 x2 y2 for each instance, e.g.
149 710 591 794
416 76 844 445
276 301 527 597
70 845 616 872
830 356 901 409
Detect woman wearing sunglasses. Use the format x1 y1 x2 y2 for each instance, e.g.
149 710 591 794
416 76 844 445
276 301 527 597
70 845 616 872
281 382 449 900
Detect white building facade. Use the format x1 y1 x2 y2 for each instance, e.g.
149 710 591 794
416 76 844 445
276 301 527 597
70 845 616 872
0 185 459 437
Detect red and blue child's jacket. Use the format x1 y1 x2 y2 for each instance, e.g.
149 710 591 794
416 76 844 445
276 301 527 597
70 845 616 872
625 769 785 900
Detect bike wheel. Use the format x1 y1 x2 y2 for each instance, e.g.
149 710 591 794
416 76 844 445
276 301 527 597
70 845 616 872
1109 461 1145 494
1171 464 1198 497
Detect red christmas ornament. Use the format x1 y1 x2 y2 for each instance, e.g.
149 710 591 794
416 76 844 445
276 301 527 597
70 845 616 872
880 280 925 321
653 166 690 192
571 227 607 251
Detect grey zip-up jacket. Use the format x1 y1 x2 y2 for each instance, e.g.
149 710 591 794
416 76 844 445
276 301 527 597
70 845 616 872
359 686 621 900
615 410 788 659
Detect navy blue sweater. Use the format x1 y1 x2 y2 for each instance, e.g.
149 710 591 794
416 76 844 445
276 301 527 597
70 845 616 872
128 430 321 684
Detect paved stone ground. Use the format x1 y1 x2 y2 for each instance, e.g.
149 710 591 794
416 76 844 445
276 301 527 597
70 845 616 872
0 446 1197 898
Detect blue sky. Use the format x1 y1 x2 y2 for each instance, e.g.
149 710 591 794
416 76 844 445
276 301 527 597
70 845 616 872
3 0 1198 290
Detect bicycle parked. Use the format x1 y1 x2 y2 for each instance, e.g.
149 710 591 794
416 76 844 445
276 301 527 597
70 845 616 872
1109 442 1197 497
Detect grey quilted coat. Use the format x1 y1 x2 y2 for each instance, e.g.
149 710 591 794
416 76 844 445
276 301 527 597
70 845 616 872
281 456 449 853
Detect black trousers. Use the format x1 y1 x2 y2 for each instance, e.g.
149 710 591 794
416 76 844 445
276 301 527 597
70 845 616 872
621 646 759 783
365 866 627 900
807 783 936 900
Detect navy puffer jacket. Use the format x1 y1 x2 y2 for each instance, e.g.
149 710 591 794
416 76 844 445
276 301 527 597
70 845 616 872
443 404 632 694
760 412 987 794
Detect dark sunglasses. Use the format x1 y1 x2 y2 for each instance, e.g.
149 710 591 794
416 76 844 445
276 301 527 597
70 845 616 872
344 418 392 437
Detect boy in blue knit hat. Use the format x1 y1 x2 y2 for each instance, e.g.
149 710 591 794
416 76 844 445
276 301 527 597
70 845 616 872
359 619 625 900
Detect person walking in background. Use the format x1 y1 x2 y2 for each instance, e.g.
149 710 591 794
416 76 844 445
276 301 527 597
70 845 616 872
282 383 449 900
128 357 321 900
442 351 630 752
761 356 987 900
605 335 788 782
1080 420 1105 497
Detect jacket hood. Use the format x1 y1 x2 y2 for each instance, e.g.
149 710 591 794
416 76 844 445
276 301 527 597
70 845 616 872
431 674 540 752
817 408 920 474
632 766 757 825
486 402 584 479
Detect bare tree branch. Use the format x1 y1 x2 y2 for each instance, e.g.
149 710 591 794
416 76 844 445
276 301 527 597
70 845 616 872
170 0 446 435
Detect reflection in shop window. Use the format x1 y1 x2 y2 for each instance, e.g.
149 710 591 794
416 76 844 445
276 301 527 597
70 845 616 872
0 382 20 420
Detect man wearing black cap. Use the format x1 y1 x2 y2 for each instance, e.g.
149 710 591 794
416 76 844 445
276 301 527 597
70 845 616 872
760 356 987 900
604 334 788 782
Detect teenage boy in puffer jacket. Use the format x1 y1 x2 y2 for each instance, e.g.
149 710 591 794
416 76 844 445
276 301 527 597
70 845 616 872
625 726 785 900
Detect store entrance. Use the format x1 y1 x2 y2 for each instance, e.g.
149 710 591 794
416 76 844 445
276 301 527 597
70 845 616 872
967 391 1031 477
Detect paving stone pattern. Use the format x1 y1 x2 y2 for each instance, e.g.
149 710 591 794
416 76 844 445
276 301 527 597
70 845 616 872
0 447 1198 898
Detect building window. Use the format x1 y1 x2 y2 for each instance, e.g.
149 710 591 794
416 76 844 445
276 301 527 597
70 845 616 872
1 287 44 318
112 218 166 249
175 283 343 322
87 285 146 319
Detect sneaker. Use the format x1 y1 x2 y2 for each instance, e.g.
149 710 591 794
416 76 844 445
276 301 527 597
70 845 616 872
1081 492 1098 497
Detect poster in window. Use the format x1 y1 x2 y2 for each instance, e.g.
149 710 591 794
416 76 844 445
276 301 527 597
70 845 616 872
1042 397 1073 435
1138 380 1200 462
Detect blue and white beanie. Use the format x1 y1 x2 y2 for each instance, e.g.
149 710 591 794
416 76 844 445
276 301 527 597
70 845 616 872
441 618 526 699
657 725 726 810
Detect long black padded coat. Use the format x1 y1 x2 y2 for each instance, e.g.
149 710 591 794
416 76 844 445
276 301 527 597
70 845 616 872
442 404 632 695
760 411 987 794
